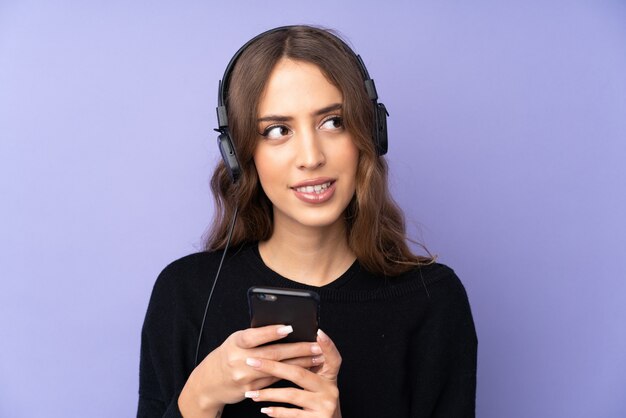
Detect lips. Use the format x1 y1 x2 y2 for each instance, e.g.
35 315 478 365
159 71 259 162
290 178 336 203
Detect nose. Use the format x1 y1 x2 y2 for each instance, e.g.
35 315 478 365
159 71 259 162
295 129 326 170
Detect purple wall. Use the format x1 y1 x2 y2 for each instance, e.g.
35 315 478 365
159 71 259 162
1 1 625 417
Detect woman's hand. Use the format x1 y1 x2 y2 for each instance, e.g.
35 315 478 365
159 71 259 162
243 329 342 418
179 325 324 418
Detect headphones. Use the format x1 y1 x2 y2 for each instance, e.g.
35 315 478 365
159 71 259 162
214 25 389 184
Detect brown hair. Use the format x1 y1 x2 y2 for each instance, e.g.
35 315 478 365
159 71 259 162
205 25 433 276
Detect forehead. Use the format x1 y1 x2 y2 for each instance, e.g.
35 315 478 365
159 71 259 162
257 58 343 116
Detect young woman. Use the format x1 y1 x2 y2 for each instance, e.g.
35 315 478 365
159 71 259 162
138 25 477 418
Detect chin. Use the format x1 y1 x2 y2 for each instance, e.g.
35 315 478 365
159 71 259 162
276 207 348 231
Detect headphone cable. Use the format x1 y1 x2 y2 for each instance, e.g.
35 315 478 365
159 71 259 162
194 205 239 366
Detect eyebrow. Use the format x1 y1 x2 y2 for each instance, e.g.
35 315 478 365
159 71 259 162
257 103 342 123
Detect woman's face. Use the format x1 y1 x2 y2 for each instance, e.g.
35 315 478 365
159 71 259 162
253 58 359 233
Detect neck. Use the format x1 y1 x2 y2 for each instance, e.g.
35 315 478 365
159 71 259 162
258 220 356 287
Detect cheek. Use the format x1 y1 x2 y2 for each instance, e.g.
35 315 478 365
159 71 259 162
340 142 360 182
345 146 361 202
253 146 281 192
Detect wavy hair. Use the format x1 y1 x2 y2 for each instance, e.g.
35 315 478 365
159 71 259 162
205 25 433 276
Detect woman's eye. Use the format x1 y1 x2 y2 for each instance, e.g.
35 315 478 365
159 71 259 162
262 125 290 139
320 116 343 130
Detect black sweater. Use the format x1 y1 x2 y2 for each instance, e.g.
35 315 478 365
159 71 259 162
137 244 477 417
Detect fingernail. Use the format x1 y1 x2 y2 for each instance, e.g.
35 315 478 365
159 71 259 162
246 357 261 368
244 390 259 399
312 355 325 364
317 329 329 342
277 325 293 336
311 343 322 354
260 407 272 415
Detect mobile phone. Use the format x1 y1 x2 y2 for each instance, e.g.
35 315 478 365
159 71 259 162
248 286 320 344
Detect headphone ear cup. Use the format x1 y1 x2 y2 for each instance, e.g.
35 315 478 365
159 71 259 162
217 131 242 183
374 103 389 156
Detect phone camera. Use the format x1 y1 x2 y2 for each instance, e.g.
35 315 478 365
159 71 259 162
258 294 277 302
